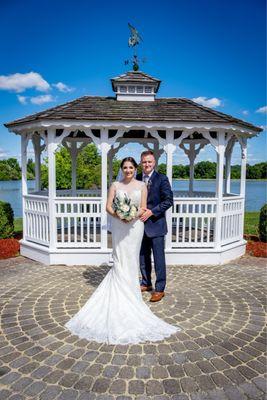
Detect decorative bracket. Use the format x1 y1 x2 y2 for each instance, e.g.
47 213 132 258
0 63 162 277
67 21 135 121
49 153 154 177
84 128 125 152
201 131 219 151
235 134 247 159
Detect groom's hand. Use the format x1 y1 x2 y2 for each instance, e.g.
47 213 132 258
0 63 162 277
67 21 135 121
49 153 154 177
139 208 153 222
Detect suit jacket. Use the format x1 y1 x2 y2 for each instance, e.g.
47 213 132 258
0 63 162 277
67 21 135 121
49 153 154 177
136 171 173 238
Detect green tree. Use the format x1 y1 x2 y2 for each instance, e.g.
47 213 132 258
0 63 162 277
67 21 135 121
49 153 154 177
77 144 101 188
41 146 72 189
194 161 216 179
231 165 241 179
158 163 166 174
173 164 189 178
27 158 35 180
0 158 21 180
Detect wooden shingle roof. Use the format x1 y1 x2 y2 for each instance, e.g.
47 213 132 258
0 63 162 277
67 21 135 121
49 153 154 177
5 96 262 132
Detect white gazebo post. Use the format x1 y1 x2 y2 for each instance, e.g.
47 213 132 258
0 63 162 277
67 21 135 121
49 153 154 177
21 133 30 240
240 137 247 197
189 143 195 195
239 137 247 238
225 150 232 195
70 141 78 194
99 129 111 249
32 134 42 193
215 132 226 249
108 150 113 187
224 136 235 194
47 129 57 250
164 130 176 250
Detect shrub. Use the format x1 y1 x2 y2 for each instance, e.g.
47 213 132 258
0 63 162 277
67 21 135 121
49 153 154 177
259 204 267 242
0 201 14 238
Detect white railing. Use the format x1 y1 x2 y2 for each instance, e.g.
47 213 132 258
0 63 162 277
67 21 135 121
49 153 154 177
55 197 101 247
221 196 244 245
173 190 216 198
23 192 244 251
172 198 217 247
24 195 49 246
30 189 101 197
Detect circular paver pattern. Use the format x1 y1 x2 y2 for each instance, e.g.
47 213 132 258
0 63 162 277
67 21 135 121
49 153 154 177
0 255 266 400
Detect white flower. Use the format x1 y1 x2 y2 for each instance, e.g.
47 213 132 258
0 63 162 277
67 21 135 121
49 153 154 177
117 211 124 219
121 204 130 212
129 208 137 218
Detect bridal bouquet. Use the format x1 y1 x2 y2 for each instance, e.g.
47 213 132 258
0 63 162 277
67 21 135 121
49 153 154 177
113 193 138 221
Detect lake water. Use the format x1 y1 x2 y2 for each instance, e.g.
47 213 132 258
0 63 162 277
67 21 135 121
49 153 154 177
0 179 266 217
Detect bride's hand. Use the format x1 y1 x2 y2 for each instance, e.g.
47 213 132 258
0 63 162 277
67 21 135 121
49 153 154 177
138 207 146 217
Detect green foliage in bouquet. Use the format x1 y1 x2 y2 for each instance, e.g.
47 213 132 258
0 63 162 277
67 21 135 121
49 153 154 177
113 194 138 221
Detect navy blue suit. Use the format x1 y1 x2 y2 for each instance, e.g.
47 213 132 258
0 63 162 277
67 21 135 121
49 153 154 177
136 171 173 292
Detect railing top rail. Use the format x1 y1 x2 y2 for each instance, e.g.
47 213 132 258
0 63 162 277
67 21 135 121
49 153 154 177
173 197 217 201
24 194 49 200
55 197 102 201
223 195 244 200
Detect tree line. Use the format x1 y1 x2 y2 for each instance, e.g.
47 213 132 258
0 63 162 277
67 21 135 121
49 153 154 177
0 144 266 186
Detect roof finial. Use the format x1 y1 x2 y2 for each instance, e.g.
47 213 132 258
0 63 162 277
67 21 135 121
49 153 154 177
125 23 146 71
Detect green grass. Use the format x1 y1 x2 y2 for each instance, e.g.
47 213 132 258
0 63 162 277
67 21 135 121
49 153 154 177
14 218 22 234
14 212 260 237
244 212 259 236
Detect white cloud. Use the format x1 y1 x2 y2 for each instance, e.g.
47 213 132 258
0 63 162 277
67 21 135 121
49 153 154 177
0 72 50 93
30 94 55 105
17 95 28 105
256 105 267 114
53 82 73 92
0 147 9 159
192 96 222 108
242 110 249 115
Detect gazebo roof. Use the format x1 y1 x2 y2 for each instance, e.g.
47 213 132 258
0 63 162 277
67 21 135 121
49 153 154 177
5 96 262 132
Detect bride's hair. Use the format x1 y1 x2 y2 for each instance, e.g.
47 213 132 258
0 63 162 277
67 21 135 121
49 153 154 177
120 157 138 169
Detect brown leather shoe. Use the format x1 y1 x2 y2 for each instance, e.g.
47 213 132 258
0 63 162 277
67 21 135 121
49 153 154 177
140 285 153 292
150 292 165 302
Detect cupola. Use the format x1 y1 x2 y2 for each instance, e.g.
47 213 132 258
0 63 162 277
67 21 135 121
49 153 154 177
111 71 161 101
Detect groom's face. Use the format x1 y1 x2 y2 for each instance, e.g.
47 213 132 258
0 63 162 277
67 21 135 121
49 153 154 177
141 154 156 175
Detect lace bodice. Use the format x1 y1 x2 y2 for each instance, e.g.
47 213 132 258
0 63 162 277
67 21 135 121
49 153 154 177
113 181 145 207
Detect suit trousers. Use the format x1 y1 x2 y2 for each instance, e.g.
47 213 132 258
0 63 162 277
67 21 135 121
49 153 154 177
140 233 166 292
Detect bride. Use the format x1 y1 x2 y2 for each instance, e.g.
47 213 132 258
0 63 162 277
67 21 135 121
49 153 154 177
65 157 180 344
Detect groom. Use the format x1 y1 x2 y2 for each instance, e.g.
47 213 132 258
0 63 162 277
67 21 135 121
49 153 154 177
137 150 173 302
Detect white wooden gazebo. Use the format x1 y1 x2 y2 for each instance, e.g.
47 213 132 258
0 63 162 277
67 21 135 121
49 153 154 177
5 71 262 265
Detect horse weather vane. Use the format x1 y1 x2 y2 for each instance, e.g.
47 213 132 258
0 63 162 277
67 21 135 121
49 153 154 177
125 23 146 71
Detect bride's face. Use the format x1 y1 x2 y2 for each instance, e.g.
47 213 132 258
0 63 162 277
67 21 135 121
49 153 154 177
122 161 136 180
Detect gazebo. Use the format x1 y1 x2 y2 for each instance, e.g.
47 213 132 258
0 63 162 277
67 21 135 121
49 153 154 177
5 71 262 265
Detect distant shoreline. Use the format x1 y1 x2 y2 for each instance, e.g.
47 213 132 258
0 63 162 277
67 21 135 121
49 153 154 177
1 178 267 183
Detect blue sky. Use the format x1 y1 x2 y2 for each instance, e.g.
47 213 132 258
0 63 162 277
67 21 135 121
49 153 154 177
0 0 266 166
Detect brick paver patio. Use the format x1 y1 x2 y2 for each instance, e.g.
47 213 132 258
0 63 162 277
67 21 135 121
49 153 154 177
0 255 266 400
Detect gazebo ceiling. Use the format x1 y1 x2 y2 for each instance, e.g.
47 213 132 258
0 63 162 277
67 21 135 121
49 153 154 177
5 96 262 133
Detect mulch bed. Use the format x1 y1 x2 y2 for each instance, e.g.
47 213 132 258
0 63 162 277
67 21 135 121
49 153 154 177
0 238 20 259
246 240 267 258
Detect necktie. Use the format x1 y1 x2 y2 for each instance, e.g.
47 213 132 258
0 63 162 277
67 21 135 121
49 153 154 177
143 174 149 185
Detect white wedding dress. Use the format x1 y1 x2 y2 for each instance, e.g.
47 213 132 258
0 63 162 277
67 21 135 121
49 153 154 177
65 181 181 344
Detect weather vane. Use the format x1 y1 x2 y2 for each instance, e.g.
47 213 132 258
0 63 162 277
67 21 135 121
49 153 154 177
125 23 146 71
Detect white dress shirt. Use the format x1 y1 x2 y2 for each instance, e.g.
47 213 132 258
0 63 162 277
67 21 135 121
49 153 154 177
142 170 154 183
